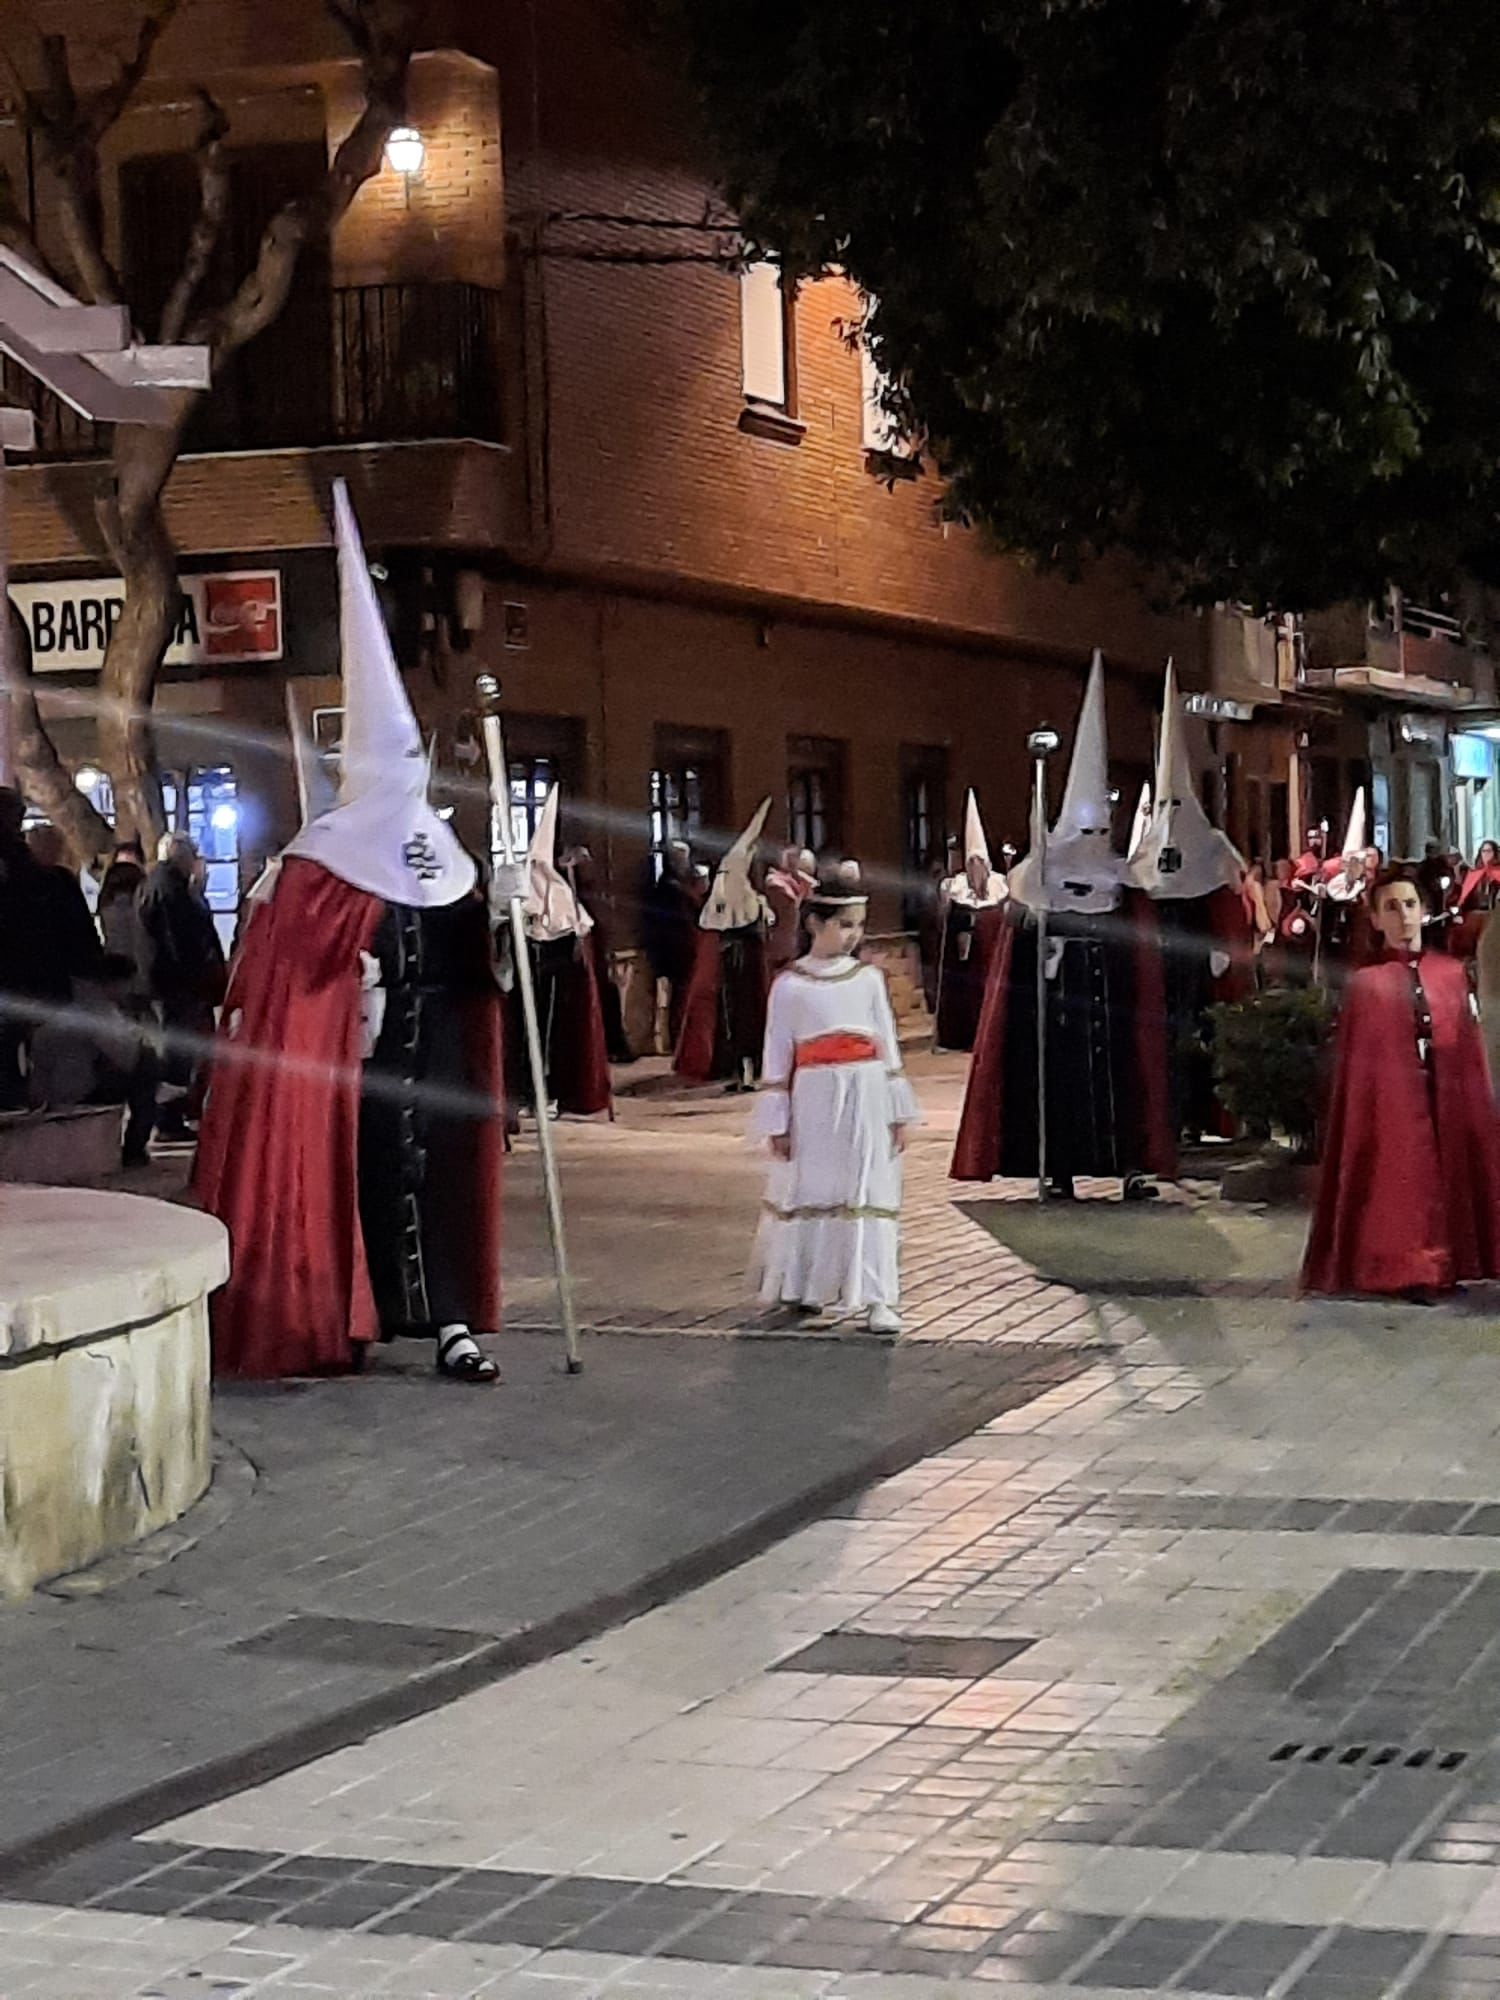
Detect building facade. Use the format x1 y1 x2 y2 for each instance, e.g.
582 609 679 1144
22 0 1483 975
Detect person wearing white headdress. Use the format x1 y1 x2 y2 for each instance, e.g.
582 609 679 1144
1128 660 1251 1139
751 867 919 1336
766 845 818 970
509 786 611 1117
194 480 504 1384
953 650 1176 1198
675 798 774 1090
935 790 1009 1052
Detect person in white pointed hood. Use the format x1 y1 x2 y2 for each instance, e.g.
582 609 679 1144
935 790 1010 1051
1129 659 1252 1139
1127 781 1153 863
506 785 611 1118
953 649 1176 1198
675 798 775 1090
1310 788 1374 973
195 479 504 1386
1007 651 1128 918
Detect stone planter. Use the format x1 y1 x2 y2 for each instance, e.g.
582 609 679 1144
0 1185 229 1597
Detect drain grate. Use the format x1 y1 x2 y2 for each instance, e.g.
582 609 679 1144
228 1614 497 1671
1270 1742 1468 1773
772 1631 1037 1679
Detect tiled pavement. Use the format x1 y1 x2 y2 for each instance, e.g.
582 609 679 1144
15 1058 1500 1993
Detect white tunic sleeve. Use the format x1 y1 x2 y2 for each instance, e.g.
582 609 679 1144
871 967 921 1126
748 971 796 1139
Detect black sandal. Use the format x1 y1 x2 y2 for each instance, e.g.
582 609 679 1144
436 1327 500 1383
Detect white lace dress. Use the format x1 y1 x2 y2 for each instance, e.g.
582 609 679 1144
749 955 920 1311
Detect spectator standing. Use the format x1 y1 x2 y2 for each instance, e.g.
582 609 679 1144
0 789 105 1108
641 838 705 1050
140 832 226 1132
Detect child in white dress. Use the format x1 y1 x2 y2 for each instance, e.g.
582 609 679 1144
749 884 919 1334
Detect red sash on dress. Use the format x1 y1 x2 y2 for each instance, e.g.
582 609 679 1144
793 1031 880 1071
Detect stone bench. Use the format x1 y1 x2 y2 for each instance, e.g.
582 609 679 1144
0 1104 122 1186
0 1185 229 1597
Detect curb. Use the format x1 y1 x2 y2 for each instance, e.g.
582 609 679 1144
0 1344 1096 1888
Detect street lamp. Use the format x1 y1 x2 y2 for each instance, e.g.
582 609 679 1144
1026 726 1061 1203
383 125 425 198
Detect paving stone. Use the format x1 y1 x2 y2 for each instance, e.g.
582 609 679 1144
0 1330 1079 1871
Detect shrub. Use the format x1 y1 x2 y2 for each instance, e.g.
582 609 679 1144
1209 985 1333 1158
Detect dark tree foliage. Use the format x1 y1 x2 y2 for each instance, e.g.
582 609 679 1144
660 0 1500 612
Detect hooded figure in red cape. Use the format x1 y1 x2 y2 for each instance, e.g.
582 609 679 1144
953 650 1176 1196
674 798 773 1090
194 481 503 1382
934 790 1009 1053
504 785 611 1117
1448 841 1500 961
1128 660 1252 1140
1302 869 1500 1296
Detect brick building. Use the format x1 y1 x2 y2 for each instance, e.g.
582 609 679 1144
4 0 1212 974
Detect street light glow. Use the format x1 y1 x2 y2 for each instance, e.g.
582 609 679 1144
384 126 425 177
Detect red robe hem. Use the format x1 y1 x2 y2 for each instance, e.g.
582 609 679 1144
191 858 382 1378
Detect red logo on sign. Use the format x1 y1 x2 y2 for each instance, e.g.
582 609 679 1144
202 574 281 659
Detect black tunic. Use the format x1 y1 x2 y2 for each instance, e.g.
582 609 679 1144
358 899 500 1334
996 907 1150 1180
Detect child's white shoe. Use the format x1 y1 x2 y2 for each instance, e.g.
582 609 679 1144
867 1304 902 1337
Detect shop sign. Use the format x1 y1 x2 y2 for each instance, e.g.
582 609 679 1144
1184 693 1256 723
10 569 283 673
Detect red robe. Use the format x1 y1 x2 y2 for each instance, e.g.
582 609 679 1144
503 935 612 1118
952 892 1177 1184
192 857 382 1377
1301 948 1500 1295
673 925 770 1083
1448 866 1500 960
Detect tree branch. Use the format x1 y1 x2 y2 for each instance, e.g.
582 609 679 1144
204 0 412 361
0 163 61 283
82 0 183 140
159 89 229 343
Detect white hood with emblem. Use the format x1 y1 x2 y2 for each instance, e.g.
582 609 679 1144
1008 649 1126 915
287 480 475 908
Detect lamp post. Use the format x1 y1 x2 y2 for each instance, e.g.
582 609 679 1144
475 672 581 1374
1026 725 1061 1203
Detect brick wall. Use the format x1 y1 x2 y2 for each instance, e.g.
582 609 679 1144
6 442 511 568
492 0 1205 679
419 576 1162 939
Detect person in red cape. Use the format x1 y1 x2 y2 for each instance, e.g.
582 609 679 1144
1302 869 1500 1297
1128 661 1253 1139
674 798 773 1090
506 785 611 1118
765 844 817 971
194 480 504 1382
193 857 383 1376
1448 840 1500 960
953 649 1176 1197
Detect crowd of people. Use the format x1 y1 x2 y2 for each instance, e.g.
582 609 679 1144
11 488 1500 1362
0 798 226 1157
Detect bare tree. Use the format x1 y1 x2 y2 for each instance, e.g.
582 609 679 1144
0 0 413 865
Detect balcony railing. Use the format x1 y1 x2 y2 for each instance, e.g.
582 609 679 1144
1 281 505 462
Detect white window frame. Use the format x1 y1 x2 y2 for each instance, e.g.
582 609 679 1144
739 260 792 410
